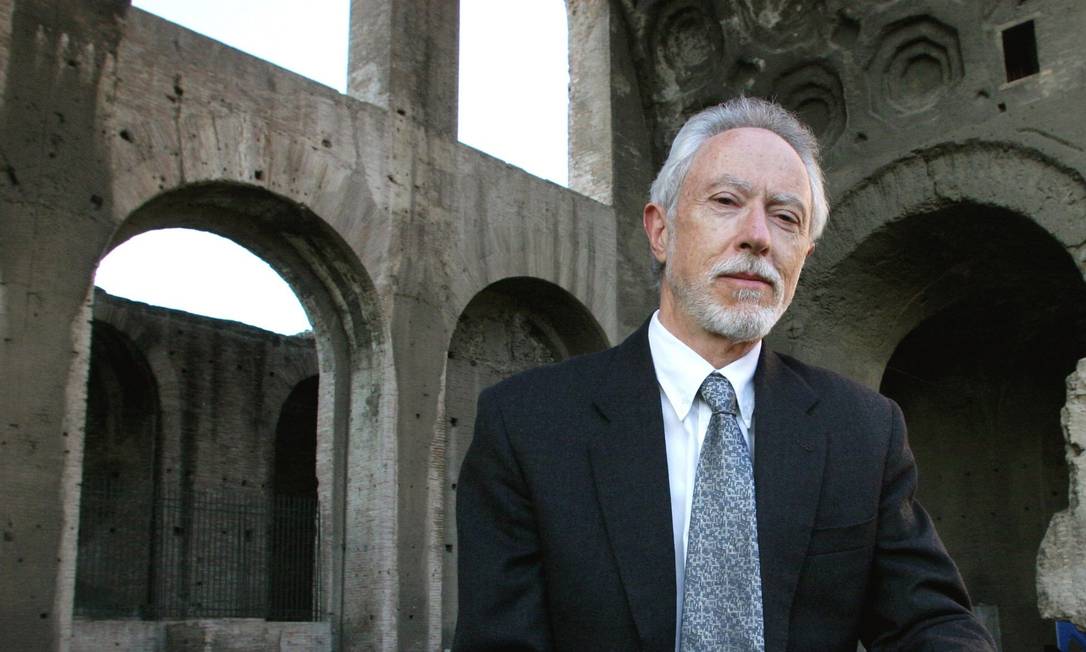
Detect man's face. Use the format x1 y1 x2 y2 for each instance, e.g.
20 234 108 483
647 127 815 343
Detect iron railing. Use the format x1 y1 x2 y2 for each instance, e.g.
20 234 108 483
75 481 321 621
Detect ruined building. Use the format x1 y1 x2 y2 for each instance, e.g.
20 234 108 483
78 291 320 626
2 0 1085 650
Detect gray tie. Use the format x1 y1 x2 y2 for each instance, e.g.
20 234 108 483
680 373 765 651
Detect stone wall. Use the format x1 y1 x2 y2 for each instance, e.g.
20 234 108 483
0 2 614 649
70 619 331 652
79 290 318 621
89 290 317 497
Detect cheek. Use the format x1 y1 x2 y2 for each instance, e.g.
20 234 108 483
779 244 809 277
783 259 803 281
671 236 705 269
774 257 806 298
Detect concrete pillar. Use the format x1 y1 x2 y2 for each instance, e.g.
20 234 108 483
0 2 128 649
347 0 458 137
347 5 461 648
1037 358 1086 627
567 0 657 337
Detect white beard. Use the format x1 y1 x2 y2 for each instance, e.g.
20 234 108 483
665 253 787 342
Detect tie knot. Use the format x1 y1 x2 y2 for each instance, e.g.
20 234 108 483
699 373 739 416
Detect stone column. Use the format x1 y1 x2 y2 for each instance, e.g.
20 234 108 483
567 0 657 337
0 2 128 649
348 4 461 648
347 0 458 137
1037 358 1086 626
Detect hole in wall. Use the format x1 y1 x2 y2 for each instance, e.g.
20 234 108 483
1002 20 1039 82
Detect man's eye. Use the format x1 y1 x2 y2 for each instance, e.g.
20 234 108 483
713 196 736 206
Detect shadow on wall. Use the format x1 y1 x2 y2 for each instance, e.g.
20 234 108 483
76 321 160 618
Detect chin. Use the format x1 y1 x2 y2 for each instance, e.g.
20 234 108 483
668 271 787 341
697 303 781 343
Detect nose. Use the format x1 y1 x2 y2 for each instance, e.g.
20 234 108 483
736 205 771 255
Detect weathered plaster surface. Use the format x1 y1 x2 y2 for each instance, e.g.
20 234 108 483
1037 360 1086 626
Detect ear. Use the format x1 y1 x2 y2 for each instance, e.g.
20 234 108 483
643 202 669 266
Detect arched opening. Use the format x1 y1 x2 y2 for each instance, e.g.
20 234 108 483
76 182 385 645
75 322 160 619
269 375 320 621
92 228 314 621
858 205 1085 650
440 276 609 647
84 235 320 622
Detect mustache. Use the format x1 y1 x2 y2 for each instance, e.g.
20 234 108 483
707 254 782 291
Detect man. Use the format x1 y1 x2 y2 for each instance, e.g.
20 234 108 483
453 97 995 651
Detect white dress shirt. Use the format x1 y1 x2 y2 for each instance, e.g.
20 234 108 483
646 310 761 650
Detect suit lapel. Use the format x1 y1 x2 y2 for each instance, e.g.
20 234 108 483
753 349 827 652
588 323 677 650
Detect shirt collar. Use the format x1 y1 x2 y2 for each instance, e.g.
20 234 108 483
647 310 760 428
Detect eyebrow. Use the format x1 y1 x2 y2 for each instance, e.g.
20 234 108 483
768 191 809 217
711 173 754 194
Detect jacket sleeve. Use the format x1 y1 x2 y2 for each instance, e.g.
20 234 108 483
452 387 553 652
861 400 997 651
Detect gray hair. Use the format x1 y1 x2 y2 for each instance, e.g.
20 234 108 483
649 97 829 275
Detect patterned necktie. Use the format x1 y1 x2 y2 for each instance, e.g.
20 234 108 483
680 373 765 651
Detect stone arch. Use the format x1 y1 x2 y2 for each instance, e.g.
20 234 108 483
437 276 610 648
272 375 320 499
75 320 161 618
88 181 389 644
269 375 320 621
779 141 1086 382
774 142 1086 649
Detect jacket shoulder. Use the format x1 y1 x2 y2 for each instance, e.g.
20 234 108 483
770 350 897 418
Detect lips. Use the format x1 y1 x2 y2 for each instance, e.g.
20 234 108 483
716 272 775 293
722 272 772 285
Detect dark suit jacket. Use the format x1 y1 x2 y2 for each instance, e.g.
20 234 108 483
454 321 995 651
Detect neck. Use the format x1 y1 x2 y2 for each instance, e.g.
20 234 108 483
657 293 759 369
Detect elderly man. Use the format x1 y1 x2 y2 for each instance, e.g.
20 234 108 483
453 97 994 651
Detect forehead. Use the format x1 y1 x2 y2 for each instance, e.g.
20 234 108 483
684 127 811 204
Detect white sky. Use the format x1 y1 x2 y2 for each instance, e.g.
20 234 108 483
95 229 315 334
96 0 568 335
